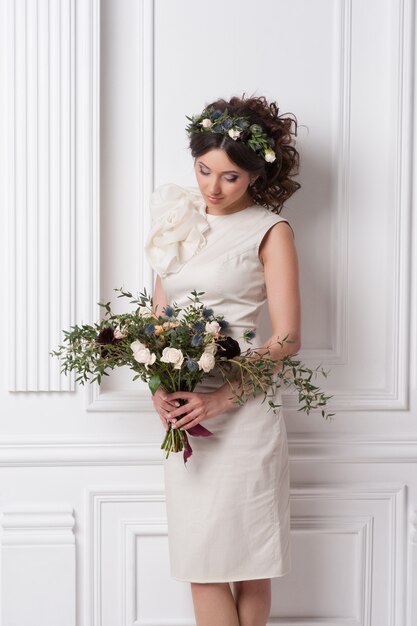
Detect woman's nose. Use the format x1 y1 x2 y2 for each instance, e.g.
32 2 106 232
209 179 222 195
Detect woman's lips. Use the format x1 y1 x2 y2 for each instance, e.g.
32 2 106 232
207 195 223 204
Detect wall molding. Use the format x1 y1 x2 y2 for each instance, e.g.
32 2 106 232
1 502 75 545
0 434 416 466
7 0 75 391
78 0 414 414
85 483 404 626
408 510 417 626
86 0 154 412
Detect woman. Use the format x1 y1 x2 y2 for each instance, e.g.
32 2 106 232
145 94 301 626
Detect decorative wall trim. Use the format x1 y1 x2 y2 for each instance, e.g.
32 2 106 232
85 486 166 626
274 514 372 626
85 484 405 626
1 502 76 626
1 502 75 545
85 0 414 413
292 0 412 413
408 510 417 626
7 0 75 391
292 484 406 626
0 434 416 466
86 0 154 412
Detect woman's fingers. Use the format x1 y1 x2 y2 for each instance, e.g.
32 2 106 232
165 391 194 402
172 411 200 430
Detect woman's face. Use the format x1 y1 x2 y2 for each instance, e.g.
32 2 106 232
194 148 253 214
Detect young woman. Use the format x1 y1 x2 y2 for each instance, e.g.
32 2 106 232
145 94 301 626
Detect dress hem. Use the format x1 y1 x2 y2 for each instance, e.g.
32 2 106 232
170 568 291 584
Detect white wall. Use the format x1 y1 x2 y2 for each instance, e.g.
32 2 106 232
1 0 417 624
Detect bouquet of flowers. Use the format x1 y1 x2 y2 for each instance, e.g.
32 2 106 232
51 288 334 464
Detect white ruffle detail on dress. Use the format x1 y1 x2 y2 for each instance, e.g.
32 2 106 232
145 183 210 277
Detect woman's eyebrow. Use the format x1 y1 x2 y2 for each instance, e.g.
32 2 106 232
198 161 240 175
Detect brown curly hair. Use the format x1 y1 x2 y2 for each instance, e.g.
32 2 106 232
188 94 301 214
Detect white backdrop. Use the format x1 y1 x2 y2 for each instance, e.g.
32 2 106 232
1 0 417 624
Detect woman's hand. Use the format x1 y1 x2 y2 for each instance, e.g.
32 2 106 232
152 388 181 432
163 385 235 431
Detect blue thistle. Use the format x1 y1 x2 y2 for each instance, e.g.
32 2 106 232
202 308 214 319
219 319 230 330
144 324 155 335
191 334 203 347
164 305 174 318
235 119 250 130
210 109 223 120
186 360 199 372
193 321 205 333
221 117 233 130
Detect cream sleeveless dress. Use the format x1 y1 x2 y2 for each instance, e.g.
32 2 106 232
145 183 294 583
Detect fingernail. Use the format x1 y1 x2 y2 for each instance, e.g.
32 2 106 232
175 402 180 407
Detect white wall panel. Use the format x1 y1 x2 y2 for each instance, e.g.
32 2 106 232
1 503 76 626
7 0 75 391
96 0 415 415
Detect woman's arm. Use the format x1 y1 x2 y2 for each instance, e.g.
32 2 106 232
257 220 301 366
152 274 169 315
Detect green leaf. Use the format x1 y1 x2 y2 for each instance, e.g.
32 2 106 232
148 374 161 396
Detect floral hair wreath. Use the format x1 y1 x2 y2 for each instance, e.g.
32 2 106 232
185 107 277 163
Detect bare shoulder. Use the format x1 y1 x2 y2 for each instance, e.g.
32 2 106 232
259 220 296 265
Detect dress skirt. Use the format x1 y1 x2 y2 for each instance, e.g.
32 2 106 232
163 373 291 583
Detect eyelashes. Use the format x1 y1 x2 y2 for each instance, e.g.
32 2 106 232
198 168 239 183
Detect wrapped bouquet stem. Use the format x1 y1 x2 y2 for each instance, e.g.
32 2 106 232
51 288 335 464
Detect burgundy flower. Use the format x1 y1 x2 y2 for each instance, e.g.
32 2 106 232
216 336 241 359
96 327 115 344
96 326 118 358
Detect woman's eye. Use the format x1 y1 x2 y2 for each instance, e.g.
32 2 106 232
225 176 238 182
199 169 209 176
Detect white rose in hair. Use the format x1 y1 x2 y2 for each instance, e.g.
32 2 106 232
205 321 221 335
133 348 156 369
160 347 184 370
198 351 216 373
264 150 276 163
202 118 213 128
228 128 241 140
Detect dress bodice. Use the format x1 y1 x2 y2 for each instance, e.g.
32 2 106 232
145 183 294 347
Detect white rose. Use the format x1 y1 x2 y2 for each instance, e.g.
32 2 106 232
202 118 213 128
198 351 216 373
130 340 146 353
160 347 184 370
264 150 276 163
228 128 241 140
114 324 128 339
204 342 218 355
133 348 156 369
205 321 221 335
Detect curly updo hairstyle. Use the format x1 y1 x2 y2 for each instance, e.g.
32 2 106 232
188 94 300 214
